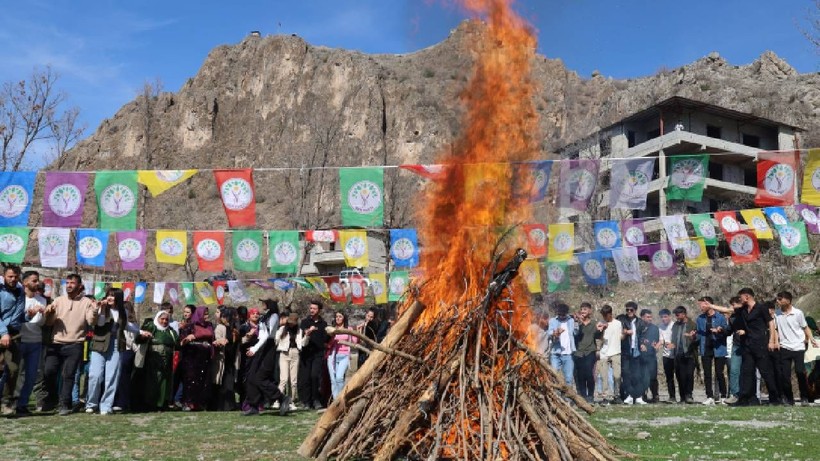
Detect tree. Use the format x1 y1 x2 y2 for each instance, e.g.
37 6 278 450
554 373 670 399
800 0 820 53
0 66 85 171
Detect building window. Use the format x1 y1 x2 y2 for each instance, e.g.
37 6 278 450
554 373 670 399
706 125 722 139
647 128 660 140
709 162 723 181
742 133 760 148
627 130 636 148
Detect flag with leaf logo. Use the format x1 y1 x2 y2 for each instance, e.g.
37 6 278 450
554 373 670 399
94 171 138 230
558 159 599 211
340 230 369 268
687 214 717 246
756 151 797 207
193 231 225 272
327 276 347 303
0 171 36 227
388 271 409 302
726 230 759 264
612 246 641 283
155 230 187 265
661 215 689 250
232 230 263 272
369 273 388 304
621 219 646 247
195 282 217 305
340 167 383 227
520 260 542 293
638 242 677 277
800 148 820 205
795 205 820 234
268 230 300 274
514 160 552 203
778 221 809 256
389 229 418 268
214 169 256 228
666 155 708 201
740 209 773 240
577 251 608 286
593 221 622 252
43 172 88 227
75 229 109 267
545 261 569 292
523 224 548 258
547 223 574 262
762 207 789 229
38 227 70 268
181 282 197 304
137 170 197 196
683 238 710 268
715 211 742 235
609 158 655 210
116 231 146 271
0 227 29 264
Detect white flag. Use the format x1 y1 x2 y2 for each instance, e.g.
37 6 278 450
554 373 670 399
610 158 655 210
227 280 250 303
661 215 689 250
153 282 166 304
38 227 71 268
612 246 642 283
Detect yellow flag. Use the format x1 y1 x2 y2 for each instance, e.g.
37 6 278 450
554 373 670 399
739 209 773 240
194 282 216 305
464 163 508 225
369 273 388 304
306 276 329 298
684 237 710 268
547 223 574 262
339 230 369 268
155 230 188 265
801 148 820 205
111 282 123 289
520 259 542 293
137 170 198 197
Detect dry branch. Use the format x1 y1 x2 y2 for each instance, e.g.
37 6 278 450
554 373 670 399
328 326 423 363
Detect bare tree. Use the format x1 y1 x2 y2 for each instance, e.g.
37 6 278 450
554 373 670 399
0 66 84 171
800 0 820 53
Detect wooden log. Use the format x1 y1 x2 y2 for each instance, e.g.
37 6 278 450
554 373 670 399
317 398 369 461
329 327 423 363
298 300 426 458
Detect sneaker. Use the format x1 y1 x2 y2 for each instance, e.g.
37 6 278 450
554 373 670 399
1 405 14 416
85 408 94 414
58 407 72 416
272 401 280 410
100 411 111 416
623 396 634 405
685 397 695 404
112 406 123 413
279 396 291 416
702 397 715 405
634 397 647 405
289 403 299 411
312 400 325 410
723 395 738 405
241 407 260 416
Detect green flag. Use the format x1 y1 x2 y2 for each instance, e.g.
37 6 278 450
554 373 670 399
0 227 29 264
666 155 708 201
545 261 570 292
181 282 197 304
778 221 810 256
93 281 106 300
388 271 409 302
268 231 300 274
290 277 314 290
232 230 264 272
340 167 383 227
687 214 718 246
94 171 139 230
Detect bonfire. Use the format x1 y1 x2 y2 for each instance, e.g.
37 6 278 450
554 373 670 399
299 1 627 459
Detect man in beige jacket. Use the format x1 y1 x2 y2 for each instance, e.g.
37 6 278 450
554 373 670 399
43 274 98 416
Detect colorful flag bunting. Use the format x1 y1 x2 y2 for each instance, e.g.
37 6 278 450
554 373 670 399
577 251 608 286
639 242 677 277
593 221 622 251
612 246 642 283
213 280 227 304
43 172 88 227
369 273 388 304
94 171 138 230
122 282 135 302
512 259 537 293
756 151 798 207
558 159 599 211
514 161 552 203
687 214 717 246
340 167 384 227
327 276 347 303
153 282 166 304
778 221 810 256
117 231 147 271
306 277 329 298
0 227 29 264
42 279 54 299
388 271 409 302
181 282 196 304
227 280 250 303
137 170 197 196
800 148 820 205
666 155 708 201
349 277 366 305
268 231 300 274
0 171 36 227
195 282 216 305
93 281 106 300
740 209 773 240
726 231 759 265
166 283 181 306
232 230 264 272
75 229 109 267
523 224 548 258
547 223 574 262
134 282 147 303
214 169 256 227
193 231 225 272
155 230 188 265
796 205 820 234
305 230 338 243
715 211 742 235
340 230 369 268
621 219 646 247
38 227 70 268
389 229 419 268
610 158 655 210
661 215 689 250
683 238 710 268
545 261 570 292
400 164 449 181
762 207 789 228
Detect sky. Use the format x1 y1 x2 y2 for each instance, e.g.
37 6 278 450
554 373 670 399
1 0 817 167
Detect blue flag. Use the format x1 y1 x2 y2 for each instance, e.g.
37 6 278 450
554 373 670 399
270 278 295 291
134 282 147 303
593 221 622 251
763 207 789 229
515 161 553 202
0 171 36 227
75 229 109 267
390 229 419 268
577 251 608 286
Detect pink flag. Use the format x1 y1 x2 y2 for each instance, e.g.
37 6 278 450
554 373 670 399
558 159 599 211
166 283 181 306
621 219 646 247
796 205 820 234
116 231 147 271
43 172 89 227
639 242 676 277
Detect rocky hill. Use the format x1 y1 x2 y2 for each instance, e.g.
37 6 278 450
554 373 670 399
41 20 820 286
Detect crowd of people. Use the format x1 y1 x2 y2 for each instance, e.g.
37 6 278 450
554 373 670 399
529 289 820 406
0 266 392 417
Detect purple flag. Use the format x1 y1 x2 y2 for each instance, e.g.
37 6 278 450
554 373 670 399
558 159 599 211
116 230 146 271
43 172 89 227
640 242 677 277
166 282 181 306
796 205 820 234
621 219 646 247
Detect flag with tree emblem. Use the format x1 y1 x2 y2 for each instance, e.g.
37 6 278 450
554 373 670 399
340 167 383 227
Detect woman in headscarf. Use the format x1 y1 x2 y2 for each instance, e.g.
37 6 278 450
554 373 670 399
138 310 178 411
178 306 214 411
237 307 260 407
210 307 239 411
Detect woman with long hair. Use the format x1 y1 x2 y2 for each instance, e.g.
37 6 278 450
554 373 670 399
85 288 149 415
237 307 260 407
138 310 178 411
327 310 357 400
112 301 140 412
178 306 214 411
210 307 239 411
172 304 195 408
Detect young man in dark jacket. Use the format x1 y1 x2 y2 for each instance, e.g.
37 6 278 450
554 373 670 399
669 306 697 404
298 300 329 410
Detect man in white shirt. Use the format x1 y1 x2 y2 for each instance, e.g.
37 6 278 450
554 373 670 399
657 308 675 402
774 291 817 405
527 310 550 357
596 304 622 404
12 271 47 416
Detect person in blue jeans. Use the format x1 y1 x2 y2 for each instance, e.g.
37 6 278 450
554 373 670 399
14 270 47 416
705 296 744 405
548 303 576 387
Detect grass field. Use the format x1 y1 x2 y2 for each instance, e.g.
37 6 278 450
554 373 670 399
2 404 818 460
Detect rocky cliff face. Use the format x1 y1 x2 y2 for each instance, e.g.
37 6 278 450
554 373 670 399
55 20 819 241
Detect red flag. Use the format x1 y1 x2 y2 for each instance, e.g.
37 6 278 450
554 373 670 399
400 164 449 181
122 282 135 301
755 151 798 207
715 211 742 235
193 231 225 272
349 277 366 305
213 280 227 305
326 276 347 303
726 230 760 264
523 224 548 258
213 169 256 227
305 230 338 243
42 278 55 299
